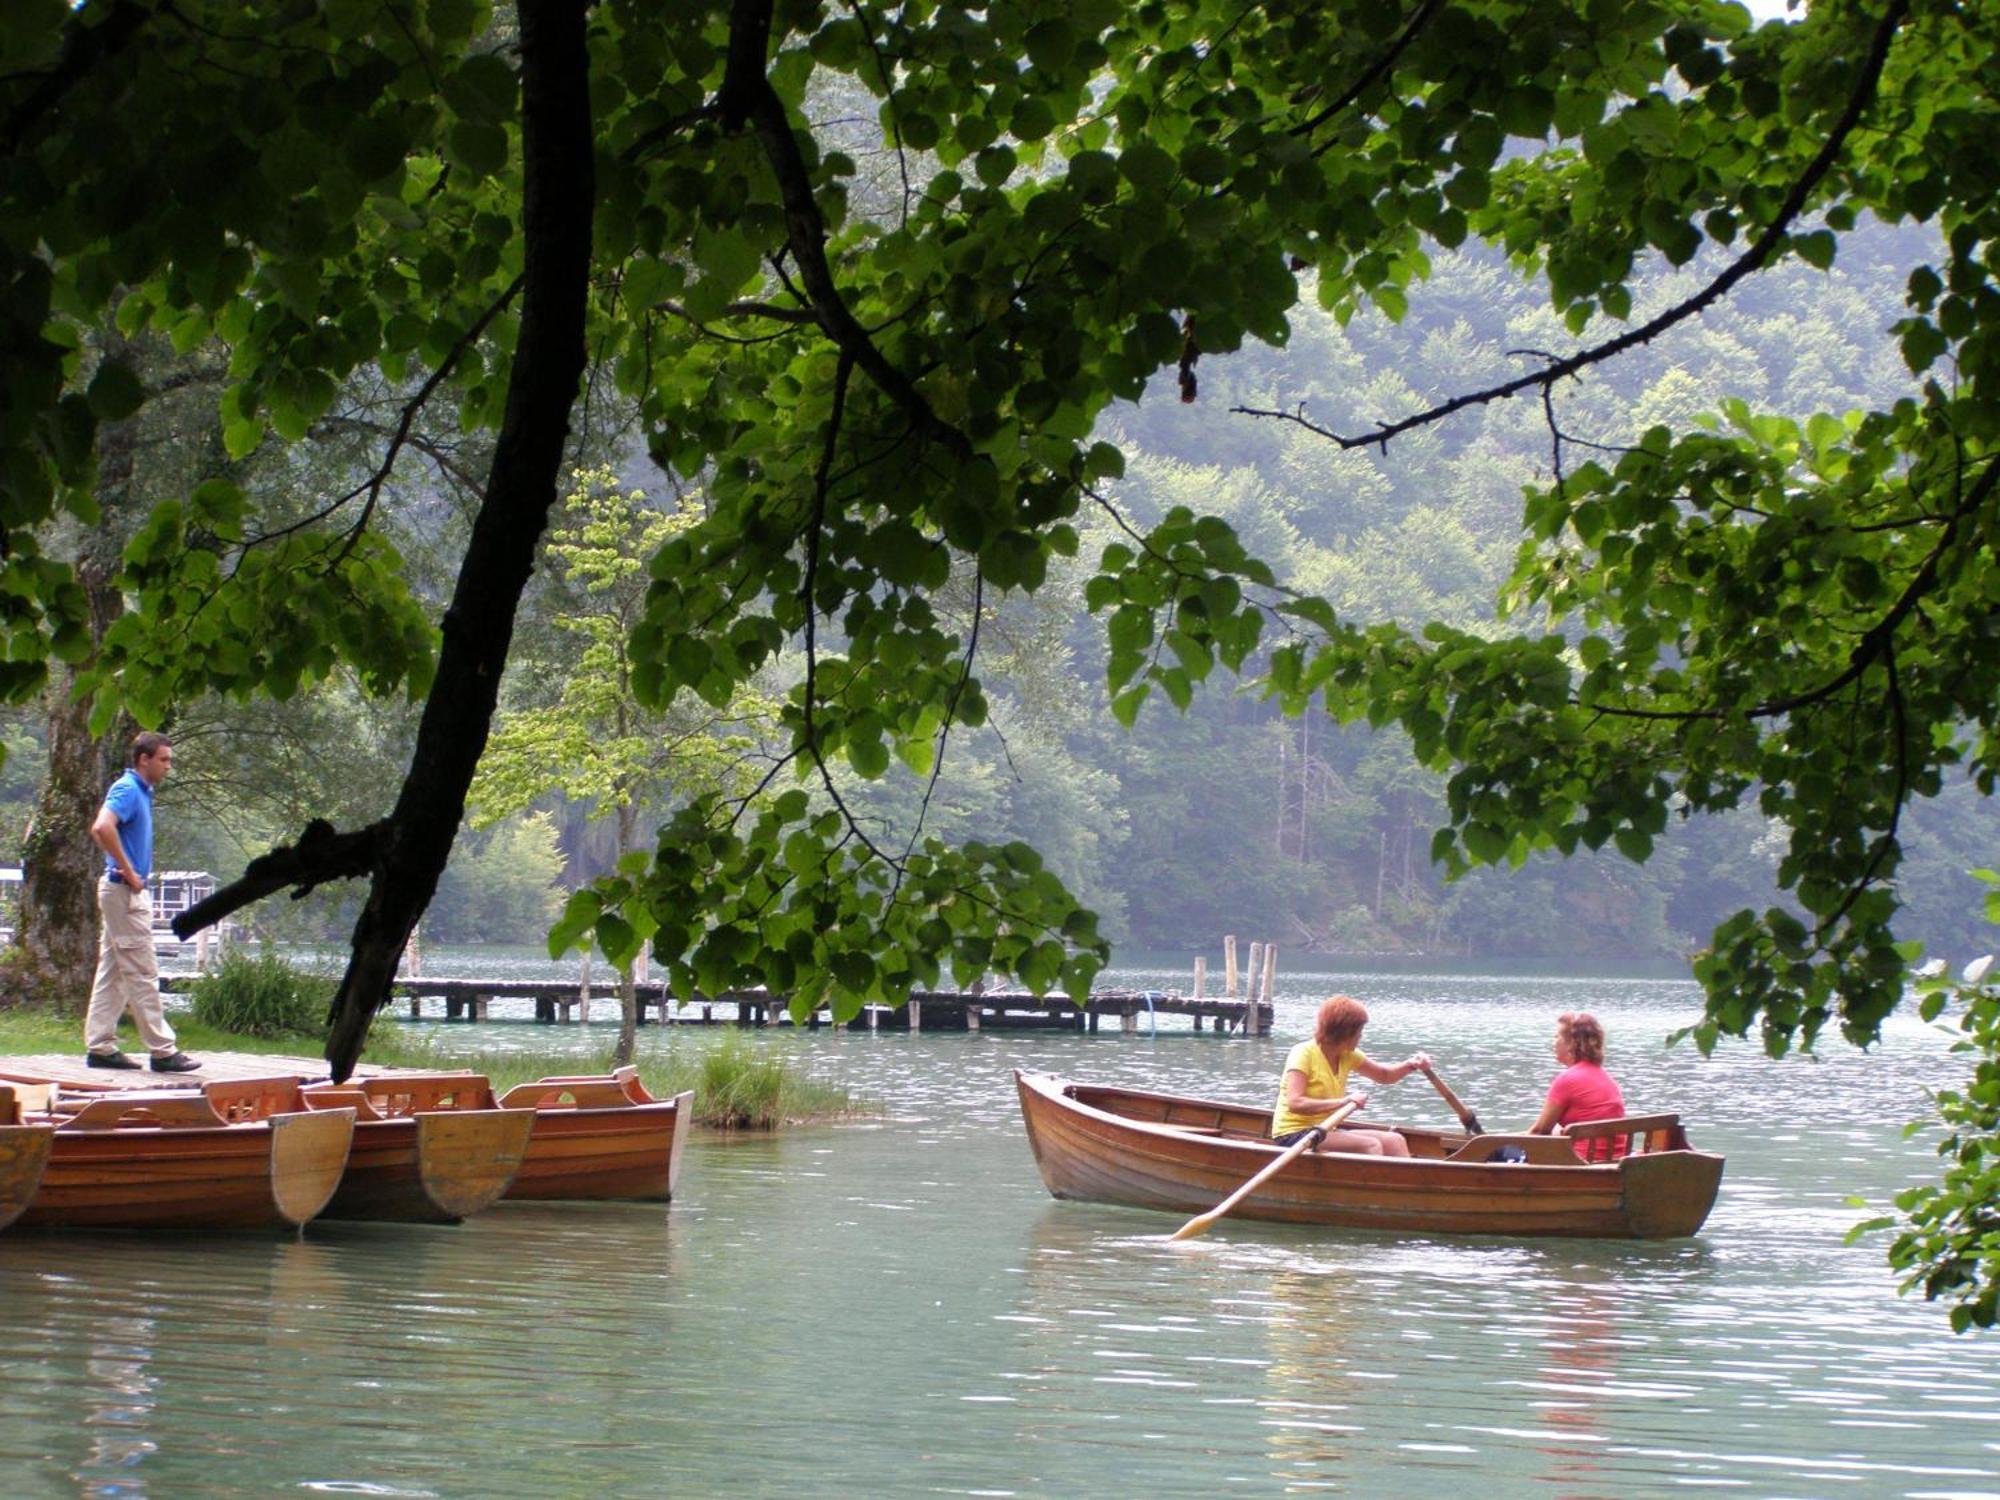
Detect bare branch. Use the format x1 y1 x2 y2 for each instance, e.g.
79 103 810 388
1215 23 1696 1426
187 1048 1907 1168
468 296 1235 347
1241 0 1912 449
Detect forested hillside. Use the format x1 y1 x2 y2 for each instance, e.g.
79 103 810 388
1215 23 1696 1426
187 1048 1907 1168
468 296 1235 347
12 220 1975 967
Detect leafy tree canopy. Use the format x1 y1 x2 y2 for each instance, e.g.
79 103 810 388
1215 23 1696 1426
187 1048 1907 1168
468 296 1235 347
6 4 1997 1105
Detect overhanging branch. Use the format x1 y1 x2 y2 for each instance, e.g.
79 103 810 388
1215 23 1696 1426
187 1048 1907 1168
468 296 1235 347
171 818 386 938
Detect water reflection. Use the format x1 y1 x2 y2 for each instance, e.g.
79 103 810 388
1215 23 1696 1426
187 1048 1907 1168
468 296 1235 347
80 1310 159 1498
1257 1267 1367 1489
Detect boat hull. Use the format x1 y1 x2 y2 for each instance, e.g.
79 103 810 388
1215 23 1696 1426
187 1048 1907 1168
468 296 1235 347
17 1108 355 1232
0 1123 54 1230
503 1090 692 1202
319 1109 535 1223
1016 1072 1723 1240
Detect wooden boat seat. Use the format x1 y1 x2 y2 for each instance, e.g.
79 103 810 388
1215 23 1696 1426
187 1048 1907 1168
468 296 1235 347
7 1081 56 1117
504 1066 655 1105
498 1077 647 1109
1565 1113 1687 1156
298 1083 390 1121
59 1092 228 1130
1444 1133 1581 1165
205 1076 312 1123
349 1073 495 1115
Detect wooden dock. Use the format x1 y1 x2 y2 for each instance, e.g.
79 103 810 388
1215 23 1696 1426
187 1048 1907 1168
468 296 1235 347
156 977 1274 1034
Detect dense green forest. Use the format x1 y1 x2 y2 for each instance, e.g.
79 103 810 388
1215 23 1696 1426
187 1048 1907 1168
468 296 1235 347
7 219 1982 967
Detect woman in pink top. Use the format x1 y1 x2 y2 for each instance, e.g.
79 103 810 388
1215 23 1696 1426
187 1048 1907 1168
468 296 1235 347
1528 1011 1627 1160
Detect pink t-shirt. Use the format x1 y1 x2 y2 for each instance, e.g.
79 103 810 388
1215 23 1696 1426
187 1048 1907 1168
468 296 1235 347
1544 1061 1627 1161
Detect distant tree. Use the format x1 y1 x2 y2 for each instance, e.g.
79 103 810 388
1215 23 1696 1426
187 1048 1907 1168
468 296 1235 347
470 467 777 1062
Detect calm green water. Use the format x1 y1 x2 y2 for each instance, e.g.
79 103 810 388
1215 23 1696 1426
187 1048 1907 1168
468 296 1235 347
5 966 1999 1498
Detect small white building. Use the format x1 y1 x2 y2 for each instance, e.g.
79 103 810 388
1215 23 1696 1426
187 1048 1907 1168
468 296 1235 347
0 867 236 966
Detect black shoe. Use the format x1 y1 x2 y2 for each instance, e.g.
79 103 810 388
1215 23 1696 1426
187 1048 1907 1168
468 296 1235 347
150 1052 201 1074
86 1051 143 1070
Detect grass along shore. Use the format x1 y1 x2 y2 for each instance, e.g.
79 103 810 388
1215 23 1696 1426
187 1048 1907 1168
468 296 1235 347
0 1007 866 1130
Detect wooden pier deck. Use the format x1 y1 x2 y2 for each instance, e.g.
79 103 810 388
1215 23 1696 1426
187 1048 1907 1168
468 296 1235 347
157 977 1274 1034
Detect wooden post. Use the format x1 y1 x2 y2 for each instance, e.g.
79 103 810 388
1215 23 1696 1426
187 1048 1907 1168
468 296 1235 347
578 950 592 1026
1245 942 1263 1032
909 999 922 1032
966 1004 980 1033
1258 944 1276 1037
1121 1007 1136 1033
408 994 421 1020
1224 935 1239 997
1193 956 1206 999
868 1003 879 1031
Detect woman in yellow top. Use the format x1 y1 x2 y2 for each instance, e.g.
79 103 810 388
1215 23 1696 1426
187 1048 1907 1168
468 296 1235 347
1271 995 1432 1156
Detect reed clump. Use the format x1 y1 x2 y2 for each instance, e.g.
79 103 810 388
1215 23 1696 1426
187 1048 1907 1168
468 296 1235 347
186 948 332 1039
363 1030 862 1128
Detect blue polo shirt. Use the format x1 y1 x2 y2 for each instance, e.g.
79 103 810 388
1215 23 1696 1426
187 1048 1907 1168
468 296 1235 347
102 769 155 884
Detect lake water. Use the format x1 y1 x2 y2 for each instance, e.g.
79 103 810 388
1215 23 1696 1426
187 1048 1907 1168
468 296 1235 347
4 963 1998 1498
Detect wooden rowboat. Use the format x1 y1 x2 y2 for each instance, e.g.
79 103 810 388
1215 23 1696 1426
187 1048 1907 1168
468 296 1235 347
0 1084 54 1231
209 1077 534 1224
12 1086 355 1232
1015 1071 1724 1240
326 1068 692 1203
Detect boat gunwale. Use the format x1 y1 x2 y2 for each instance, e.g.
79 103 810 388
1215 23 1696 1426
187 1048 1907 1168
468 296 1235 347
1027 1072 1648 1176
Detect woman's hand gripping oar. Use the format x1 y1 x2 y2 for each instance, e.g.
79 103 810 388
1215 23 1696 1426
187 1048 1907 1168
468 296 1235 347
1419 1065 1484 1137
1170 1098 1362 1242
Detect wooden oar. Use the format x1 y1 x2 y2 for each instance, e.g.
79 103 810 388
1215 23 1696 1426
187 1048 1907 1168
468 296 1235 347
1419 1065 1484 1136
1169 1099 1361 1242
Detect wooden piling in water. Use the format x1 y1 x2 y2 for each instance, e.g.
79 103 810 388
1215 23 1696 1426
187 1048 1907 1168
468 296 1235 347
1258 944 1276 1036
1193 956 1206 999
1224 935 1239 997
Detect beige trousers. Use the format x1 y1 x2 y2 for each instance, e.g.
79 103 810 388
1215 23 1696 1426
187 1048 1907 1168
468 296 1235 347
85 879 178 1057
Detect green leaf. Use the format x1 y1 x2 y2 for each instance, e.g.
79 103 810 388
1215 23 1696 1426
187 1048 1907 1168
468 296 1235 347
86 360 145 421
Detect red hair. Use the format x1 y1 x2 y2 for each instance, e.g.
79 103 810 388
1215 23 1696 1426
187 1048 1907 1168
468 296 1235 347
1315 995 1369 1052
1559 1011 1606 1065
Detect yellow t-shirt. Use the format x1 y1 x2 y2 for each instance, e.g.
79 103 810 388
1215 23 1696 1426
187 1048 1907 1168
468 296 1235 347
1271 1038 1367 1138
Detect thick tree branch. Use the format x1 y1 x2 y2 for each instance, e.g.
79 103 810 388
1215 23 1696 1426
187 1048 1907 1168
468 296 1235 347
322 0 594 1080
171 818 386 937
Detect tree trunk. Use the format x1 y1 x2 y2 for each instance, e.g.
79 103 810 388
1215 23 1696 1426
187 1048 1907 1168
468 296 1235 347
8 408 137 1013
323 0 594 1079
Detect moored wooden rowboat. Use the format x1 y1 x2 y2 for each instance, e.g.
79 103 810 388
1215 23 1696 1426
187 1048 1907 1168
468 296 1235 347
0 1084 54 1231
13 1085 355 1232
1015 1071 1725 1240
209 1076 534 1224
332 1068 692 1203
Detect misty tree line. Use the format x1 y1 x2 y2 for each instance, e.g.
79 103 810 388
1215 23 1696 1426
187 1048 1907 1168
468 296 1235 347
3 217 1982 966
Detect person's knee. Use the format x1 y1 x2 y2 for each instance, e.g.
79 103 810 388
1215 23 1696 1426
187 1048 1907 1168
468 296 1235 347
1380 1134 1412 1158
1350 1134 1385 1155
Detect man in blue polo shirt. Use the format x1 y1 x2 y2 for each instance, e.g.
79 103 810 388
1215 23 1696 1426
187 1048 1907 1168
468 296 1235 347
84 731 198 1072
